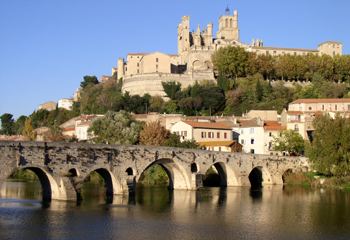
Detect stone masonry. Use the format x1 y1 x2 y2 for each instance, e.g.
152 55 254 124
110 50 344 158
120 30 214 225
0 141 309 201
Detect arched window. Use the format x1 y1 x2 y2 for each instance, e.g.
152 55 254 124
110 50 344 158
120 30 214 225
225 19 228 28
230 19 233 27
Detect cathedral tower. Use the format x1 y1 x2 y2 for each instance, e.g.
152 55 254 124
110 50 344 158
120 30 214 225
178 16 191 55
216 7 239 41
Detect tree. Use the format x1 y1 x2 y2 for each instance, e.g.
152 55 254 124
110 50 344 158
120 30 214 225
212 46 249 85
14 115 27 135
163 133 199 149
30 109 50 128
139 121 169 146
306 115 350 177
88 111 142 145
22 118 36 140
273 130 305 156
80 75 99 89
149 96 164 112
0 113 15 135
162 81 182 100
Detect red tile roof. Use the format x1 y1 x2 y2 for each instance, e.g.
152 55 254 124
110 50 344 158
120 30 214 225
287 111 303 115
291 98 350 104
237 118 261 127
198 141 237 147
183 121 233 130
264 121 285 131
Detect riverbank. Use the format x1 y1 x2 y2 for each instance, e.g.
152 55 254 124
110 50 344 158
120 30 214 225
284 172 350 191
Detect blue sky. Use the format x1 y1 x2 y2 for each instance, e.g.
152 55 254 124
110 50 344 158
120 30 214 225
1 0 349 118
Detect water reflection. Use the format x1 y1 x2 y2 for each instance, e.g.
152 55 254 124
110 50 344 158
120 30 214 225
1 180 350 240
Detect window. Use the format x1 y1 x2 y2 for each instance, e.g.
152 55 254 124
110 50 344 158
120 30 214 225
308 107 312 111
322 105 325 111
183 131 187 137
294 124 299 131
269 132 272 137
217 132 220 138
251 139 255 144
250 149 255 154
137 70 139 74
224 133 227 139
156 65 158 72
241 129 244 134
208 132 211 138
201 132 206 138
137 63 139 67
241 139 244 144
156 58 159 63
335 105 338 111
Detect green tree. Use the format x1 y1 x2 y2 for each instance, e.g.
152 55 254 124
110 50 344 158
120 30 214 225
14 115 28 135
30 109 50 128
163 100 178 114
163 133 199 149
0 113 15 135
88 111 142 145
273 130 305 156
162 81 182 100
80 75 99 89
149 96 164 112
306 115 350 177
212 46 249 85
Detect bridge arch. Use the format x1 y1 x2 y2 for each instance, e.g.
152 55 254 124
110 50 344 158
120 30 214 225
16 166 66 201
248 166 273 188
282 169 293 184
202 162 239 187
83 168 123 199
136 158 191 190
68 168 79 177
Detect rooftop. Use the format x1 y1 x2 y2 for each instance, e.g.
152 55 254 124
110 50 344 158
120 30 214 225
183 120 233 130
291 98 350 104
263 121 285 131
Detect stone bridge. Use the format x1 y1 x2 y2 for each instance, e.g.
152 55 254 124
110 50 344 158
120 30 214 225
0 141 309 201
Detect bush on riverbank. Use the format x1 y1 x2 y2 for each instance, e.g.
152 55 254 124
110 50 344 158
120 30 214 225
284 172 350 190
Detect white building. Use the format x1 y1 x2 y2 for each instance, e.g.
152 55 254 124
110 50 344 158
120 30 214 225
233 118 285 155
58 98 74 111
170 120 241 152
60 115 104 141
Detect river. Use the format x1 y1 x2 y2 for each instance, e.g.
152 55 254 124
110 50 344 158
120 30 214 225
1 180 350 240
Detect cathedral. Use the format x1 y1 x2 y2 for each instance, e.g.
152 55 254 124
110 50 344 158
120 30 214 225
114 8 343 97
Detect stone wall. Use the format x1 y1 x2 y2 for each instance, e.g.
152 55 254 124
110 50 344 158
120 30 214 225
0 141 309 202
122 72 215 97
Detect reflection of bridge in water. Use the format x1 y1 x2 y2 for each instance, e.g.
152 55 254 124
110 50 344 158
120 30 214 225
0 141 308 201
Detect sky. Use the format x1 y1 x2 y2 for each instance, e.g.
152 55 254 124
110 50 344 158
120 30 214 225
1 0 349 118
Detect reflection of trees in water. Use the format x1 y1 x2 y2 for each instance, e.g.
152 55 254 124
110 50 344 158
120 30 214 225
1 181 42 200
136 187 172 213
310 190 350 229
